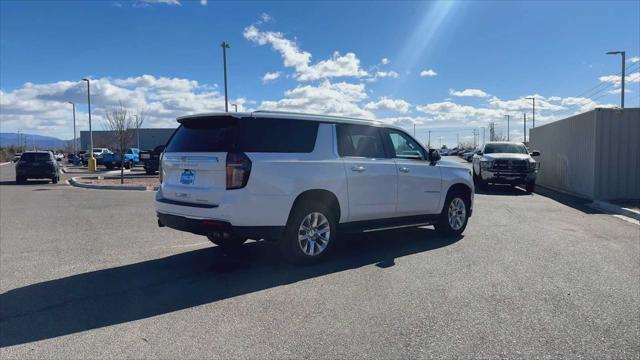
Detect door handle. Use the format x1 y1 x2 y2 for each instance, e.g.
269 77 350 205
351 165 366 172
399 166 410 173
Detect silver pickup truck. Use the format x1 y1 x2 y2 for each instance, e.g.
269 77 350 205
472 142 541 193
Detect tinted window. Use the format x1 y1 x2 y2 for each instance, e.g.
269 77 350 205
484 143 528 154
165 116 318 153
386 129 425 159
336 124 387 158
20 153 51 162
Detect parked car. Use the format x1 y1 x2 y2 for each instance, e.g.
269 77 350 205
102 147 140 169
462 151 475 162
81 148 111 165
472 141 540 193
15 151 60 184
12 153 22 162
140 145 165 175
156 111 474 265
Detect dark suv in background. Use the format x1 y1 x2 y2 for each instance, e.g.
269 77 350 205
15 151 60 184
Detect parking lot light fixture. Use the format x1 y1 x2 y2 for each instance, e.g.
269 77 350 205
67 101 76 157
606 51 625 108
81 78 96 172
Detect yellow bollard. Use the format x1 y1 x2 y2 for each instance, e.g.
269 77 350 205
88 156 97 172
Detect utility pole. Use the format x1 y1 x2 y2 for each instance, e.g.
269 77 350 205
606 51 625 108
526 97 536 128
81 78 95 171
482 127 485 147
68 102 76 156
413 123 416 137
523 113 527 143
439 136 444 149
221 41 230 112
427 130 431 149
504 114 510 141
133 114 140 149
232 103 238 112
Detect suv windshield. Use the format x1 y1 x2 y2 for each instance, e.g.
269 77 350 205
20 153 51 162
165 116 319 153
484 143 528 154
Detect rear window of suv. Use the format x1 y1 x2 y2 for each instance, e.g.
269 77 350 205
20 153 51 162
165 116 319 153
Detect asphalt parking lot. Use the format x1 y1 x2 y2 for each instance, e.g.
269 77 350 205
0 159 638 359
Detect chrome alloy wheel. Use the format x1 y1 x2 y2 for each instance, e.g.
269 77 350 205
448 197 467 231
298 212 330 256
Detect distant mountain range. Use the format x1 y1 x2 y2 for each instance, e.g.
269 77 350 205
0 133 69 150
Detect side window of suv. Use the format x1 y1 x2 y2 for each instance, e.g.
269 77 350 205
336 124 387 158
385 129 426 160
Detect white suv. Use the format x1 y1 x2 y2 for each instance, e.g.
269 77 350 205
156 111 474 264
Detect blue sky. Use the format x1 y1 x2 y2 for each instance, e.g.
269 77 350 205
1 0 638 146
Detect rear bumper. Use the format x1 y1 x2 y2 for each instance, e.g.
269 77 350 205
156 212 284 240
16 168 57 178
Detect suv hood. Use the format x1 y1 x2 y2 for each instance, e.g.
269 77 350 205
482 153 531 161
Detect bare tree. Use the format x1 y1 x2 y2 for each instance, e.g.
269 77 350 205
104 102 135 184
133 109 146 150
492 131 508 142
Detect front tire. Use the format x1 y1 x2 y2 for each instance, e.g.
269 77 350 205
281 202 337 265
16 176 26 184
51 175 58 184
525 181 535 193
435 192 469 236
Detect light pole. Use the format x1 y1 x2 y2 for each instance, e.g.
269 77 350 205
231 103 238 112
525 97 536 128
133 114 140 149
504 114 511 141
68 102 77 157
221 41 230 112
523 113 527 143
606 51 625 108
428 130 431 149
81 78 96 171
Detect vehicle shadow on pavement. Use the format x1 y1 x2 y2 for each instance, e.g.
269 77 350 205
0 228 460 347
0 180 52 186
473 184 530 196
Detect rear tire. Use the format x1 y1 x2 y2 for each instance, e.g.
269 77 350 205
145 169 155 175
525 181 535 193
51 176 58 184
281 201 337 265
16 176 26 184
435 191 469 237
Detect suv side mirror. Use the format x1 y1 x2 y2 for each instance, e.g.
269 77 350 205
428 149 441 163
530 150 541 157
476 150 483 155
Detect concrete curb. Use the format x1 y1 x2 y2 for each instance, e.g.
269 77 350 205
591 200 640 221
0 162 11 166
68 176 158 191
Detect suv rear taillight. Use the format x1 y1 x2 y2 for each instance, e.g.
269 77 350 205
226 152 252 190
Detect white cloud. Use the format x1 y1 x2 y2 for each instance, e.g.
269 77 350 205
367 70 399 82
258 13 272 23
258 80 373 118
419 69 437 77
0 75 249 139
628 56 639 63
200 0 207 4
381 58 390 65
243 25 367 81
449 88 489 97
262 71 281 83
138 0 181 5
364 97 411 113
599 72 640 85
